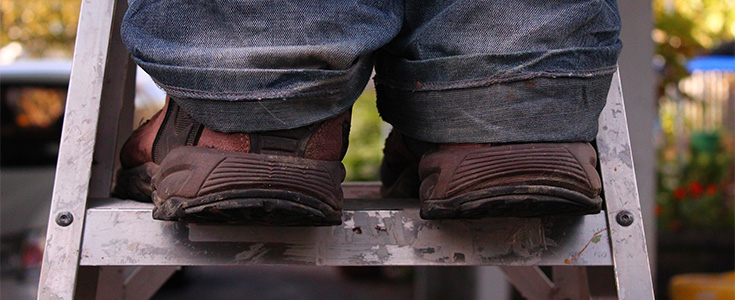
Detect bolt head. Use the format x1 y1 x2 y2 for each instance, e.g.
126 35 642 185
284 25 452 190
55 211 74 227
616 211 634 227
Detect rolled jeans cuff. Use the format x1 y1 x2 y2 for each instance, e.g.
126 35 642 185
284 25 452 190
132 55 374 132
376 72 615 144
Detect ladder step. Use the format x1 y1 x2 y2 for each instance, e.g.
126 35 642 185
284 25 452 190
80 198 612 267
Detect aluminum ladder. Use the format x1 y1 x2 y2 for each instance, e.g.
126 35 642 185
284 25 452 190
37 0 655 299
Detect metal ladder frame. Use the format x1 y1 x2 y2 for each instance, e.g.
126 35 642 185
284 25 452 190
37 0 655 299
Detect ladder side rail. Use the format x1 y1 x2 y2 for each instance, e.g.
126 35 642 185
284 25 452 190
37 0 125 298
596 70 655 299
89 0 137 198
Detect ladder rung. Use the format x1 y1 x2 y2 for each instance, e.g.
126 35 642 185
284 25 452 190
81 198 613 267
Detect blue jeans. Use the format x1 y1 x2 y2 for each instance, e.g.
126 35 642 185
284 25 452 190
121 0 621 143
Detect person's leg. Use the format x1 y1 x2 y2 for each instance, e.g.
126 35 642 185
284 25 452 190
121 0 401 132
117 0 402 224
377 0 621 143
378 0 622 218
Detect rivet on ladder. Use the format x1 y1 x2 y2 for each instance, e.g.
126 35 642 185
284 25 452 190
55 211 74 227
615 211 634 227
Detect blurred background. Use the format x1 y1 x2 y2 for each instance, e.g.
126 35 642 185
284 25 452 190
1 0 733 299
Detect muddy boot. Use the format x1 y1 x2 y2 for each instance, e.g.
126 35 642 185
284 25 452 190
380 130 602 219
114 97 351 225
379 130 435 199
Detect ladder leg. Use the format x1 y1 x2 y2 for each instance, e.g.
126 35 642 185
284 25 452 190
499 266 555 300
37 0 135 298
90 0 137 198
596 70 655 299
553 266 591 300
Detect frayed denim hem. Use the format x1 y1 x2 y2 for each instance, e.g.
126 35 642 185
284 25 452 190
376 73 614 143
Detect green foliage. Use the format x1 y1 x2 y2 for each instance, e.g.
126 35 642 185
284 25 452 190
1 0 81 58
653 0 735 88
342 91 386 181
656 131 734 231
653 0 735 233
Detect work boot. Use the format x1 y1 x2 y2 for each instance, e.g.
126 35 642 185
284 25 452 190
114 97 351 225
379 130 435 198
380 130 602 219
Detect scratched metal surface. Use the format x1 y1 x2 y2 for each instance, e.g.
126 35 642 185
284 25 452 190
80 198 612 266
596 71 655 299
37 0 123 299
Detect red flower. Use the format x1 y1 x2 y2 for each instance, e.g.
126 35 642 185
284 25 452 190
655 204 663 216
705 184 718 196
689 181 704 197
673 187 686 200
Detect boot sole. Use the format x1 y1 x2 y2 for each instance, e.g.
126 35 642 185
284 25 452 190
421 185 602 219
116 147 345 226
113 162 159 202
152 189 342 225
418 142 603 219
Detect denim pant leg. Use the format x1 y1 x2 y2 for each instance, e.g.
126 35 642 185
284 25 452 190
375 0 623 143
121 0 401 132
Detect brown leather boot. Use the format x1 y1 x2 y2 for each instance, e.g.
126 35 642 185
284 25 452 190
379 130 436 198
114 97 351 225
380 130 602 219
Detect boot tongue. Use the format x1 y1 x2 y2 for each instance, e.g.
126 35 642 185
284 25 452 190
249 125 316 157
152 99 204 164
